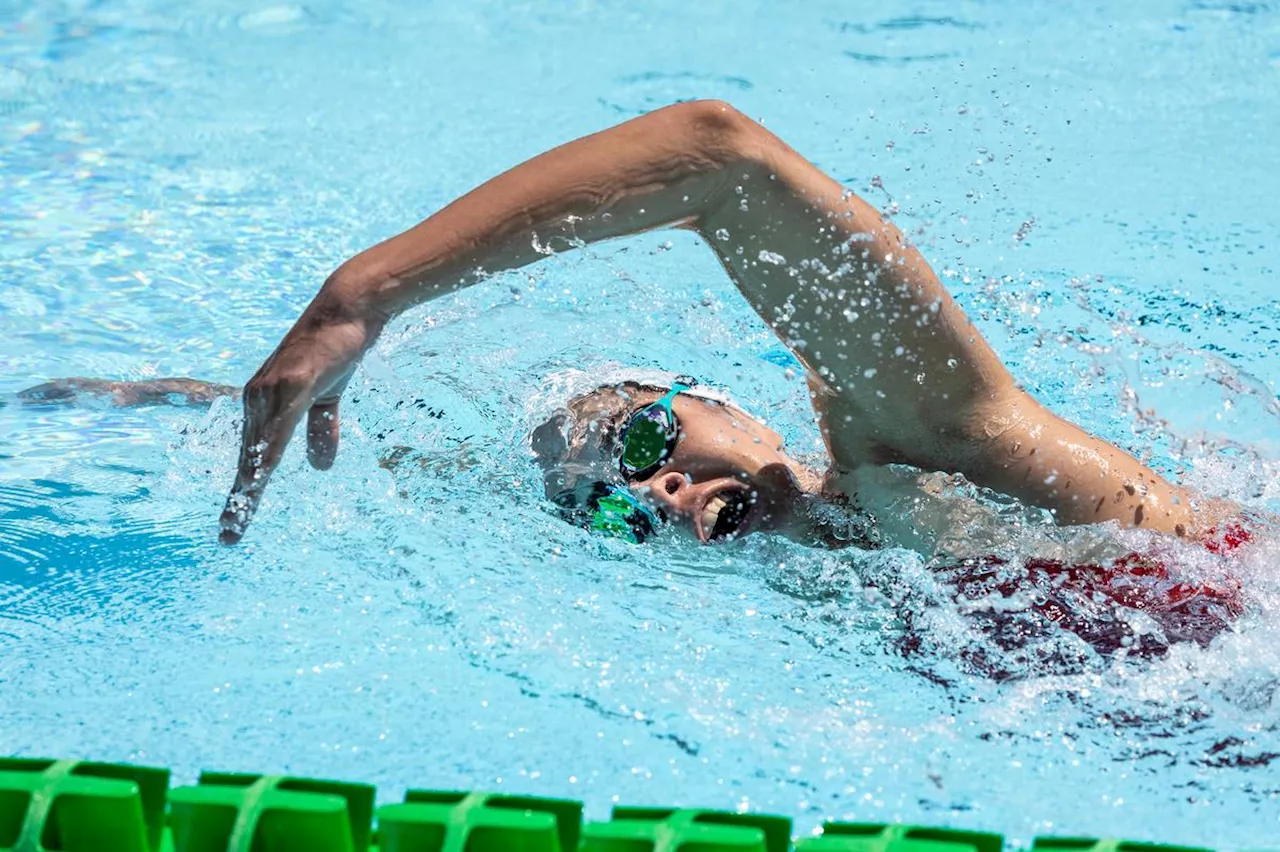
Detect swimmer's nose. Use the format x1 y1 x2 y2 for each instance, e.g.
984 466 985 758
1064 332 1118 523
639 471 699 518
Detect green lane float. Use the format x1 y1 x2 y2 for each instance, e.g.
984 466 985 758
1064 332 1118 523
0 758 168 852
380 790 581 852
168 772 375 852
0 756 1267 852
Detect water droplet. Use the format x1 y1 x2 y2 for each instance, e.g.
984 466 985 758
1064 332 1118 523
714 228 731 241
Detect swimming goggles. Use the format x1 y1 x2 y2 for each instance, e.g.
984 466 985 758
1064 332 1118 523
552 480 662 544
615 377 695 481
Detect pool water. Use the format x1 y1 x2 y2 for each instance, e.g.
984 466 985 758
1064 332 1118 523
2 0 1279 846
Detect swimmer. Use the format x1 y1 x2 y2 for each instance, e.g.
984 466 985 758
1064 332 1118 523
29 101 1260 655
216 101 1242 548
23 101 1241 554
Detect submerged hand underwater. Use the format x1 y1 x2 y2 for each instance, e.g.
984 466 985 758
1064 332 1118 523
20 100 1267 659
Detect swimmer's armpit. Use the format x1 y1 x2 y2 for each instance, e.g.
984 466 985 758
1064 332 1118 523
18 378 240 408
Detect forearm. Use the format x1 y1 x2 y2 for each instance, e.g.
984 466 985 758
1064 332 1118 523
327 100 749 316
19 378 239 407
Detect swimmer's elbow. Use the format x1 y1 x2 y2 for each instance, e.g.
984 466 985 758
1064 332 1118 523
667 99 751 133
658 100 763 163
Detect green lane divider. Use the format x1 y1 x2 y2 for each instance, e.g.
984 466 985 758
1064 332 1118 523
581 806 792 851
796 823 1002 852
168 772 374 852
0 756 1271 852
0 757 169 852
378 789 582 851
1032 840 1212 852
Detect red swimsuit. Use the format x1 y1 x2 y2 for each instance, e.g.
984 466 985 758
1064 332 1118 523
935 522 1251 657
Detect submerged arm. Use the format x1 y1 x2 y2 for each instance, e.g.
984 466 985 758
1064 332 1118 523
19 378 239 407
222 100 1204 542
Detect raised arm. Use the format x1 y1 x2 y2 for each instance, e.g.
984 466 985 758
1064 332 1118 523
220 100 1203 543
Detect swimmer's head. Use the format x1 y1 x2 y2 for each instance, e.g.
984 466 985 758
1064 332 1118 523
532 379 825 543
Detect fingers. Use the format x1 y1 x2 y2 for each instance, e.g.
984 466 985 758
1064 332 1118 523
306 400 341 470
217 310 370 544
218 378 309 545
307 368 353 471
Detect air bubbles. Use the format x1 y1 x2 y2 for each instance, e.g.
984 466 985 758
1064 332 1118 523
530 233 554 256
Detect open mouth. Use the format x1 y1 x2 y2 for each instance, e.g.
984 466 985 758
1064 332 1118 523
701 489 755 542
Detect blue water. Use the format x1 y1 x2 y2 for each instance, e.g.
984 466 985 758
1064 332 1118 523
2 0 1279 846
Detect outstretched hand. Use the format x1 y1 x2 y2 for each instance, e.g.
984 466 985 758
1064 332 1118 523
219 291 382 544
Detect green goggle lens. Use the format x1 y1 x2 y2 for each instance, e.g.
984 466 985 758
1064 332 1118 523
619 408 674 474
553 481 661 544
617 379 692 481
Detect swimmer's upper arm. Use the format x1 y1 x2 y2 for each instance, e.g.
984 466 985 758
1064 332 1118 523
960 387 1202 535
695 121 1218 536
690 113 1017 471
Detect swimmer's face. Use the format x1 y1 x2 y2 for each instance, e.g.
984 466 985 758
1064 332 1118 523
624 394 817 543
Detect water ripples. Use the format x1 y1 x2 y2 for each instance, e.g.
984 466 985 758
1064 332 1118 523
2 0 1278 841
599 72 754 117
